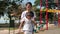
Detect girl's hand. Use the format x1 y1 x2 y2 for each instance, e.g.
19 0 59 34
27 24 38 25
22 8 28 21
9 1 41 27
16 29 21 34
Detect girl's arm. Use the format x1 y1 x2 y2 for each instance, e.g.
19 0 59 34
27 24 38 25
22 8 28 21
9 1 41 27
32 20 37 28
17 17 25 33
19 21 24 29
19 18 25 29
17 21 24 34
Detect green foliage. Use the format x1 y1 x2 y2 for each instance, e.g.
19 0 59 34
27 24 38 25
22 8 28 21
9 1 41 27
42 11 54 20
34 0 40 6
34 0 56 9
48 12 54 20
0 1 9 16
0 1 8 11
35 9 40 21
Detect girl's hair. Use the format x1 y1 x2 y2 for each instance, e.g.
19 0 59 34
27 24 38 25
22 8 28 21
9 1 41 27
26 2 32 7
26 11 34 17
26 12 32 17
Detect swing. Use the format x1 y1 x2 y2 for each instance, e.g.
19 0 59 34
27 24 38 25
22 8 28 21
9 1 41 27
40 0 48 30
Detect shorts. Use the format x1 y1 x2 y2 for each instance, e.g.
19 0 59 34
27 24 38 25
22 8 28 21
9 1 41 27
23 31 33 34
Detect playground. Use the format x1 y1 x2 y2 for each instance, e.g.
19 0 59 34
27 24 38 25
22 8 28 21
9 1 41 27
0 0 60 34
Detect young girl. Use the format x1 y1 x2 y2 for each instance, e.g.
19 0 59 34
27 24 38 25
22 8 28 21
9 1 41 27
19 12 37 34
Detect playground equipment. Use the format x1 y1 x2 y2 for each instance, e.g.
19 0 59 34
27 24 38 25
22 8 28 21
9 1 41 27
40 0 60 30
40 0 48 30
57 0 60 27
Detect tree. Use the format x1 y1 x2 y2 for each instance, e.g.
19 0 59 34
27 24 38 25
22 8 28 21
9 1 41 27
0 1 9 16
0 0 23 26
34 0 46 6
34 0 40 6
7 0 24 27
0 0 24 28
34 0 57 9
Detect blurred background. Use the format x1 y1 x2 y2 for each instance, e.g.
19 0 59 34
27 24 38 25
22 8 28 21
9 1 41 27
0 0 60 34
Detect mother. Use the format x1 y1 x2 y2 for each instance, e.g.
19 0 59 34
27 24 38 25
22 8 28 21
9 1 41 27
21 2 36 20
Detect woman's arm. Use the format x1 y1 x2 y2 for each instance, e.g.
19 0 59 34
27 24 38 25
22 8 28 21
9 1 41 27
21 12 24 19
33 11 36 19
21 11 26 19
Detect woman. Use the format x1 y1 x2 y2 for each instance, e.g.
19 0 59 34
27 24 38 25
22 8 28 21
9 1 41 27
21 2 36 20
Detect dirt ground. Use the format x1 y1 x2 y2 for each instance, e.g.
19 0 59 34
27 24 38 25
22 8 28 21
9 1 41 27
0 28 60 34
0 24 60 34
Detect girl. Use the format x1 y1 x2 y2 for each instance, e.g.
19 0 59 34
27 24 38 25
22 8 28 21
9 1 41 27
19 12 37 34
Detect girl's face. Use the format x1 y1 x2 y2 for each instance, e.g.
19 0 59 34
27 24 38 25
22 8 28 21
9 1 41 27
26 4 32 10
26 16 32 19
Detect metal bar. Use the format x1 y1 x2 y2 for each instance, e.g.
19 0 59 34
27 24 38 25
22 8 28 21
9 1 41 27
40 0 42 24
56 0 60 27
58 13 60 27
40 0 43 30
46 0 48 30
